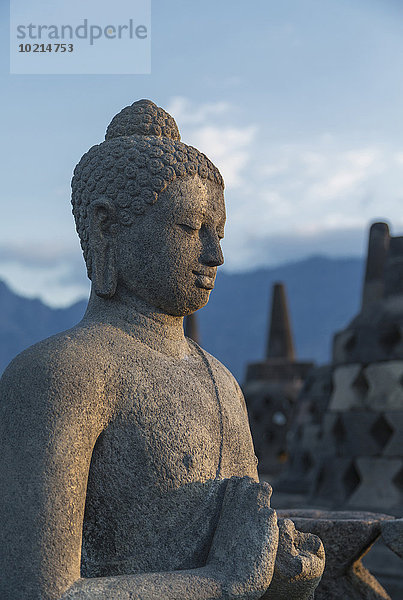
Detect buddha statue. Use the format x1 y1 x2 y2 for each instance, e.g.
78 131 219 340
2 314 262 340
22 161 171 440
0 100 325 600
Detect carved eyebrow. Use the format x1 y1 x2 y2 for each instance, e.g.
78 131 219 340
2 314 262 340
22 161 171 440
176 207 205 220
176 212 203 224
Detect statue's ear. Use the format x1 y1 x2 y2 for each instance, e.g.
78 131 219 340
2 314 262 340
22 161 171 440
88 198 118 299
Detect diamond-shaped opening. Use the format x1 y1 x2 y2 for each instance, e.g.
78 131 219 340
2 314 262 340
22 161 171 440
370 415 394 450
309 403 322 423
379 323 401 352
344 332 357 353
322 380 334 395
332 415 346 443
263 395 273 407
392 467 403 492
251 408 263 422
352 369 369 399
302 376 313 394
343 461 361 497
295 425 303 441
301 451 313 474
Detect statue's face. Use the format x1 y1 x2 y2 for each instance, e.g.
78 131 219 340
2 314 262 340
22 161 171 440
115 175 226 316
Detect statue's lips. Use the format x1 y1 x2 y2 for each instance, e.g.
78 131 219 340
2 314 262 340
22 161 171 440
193 271 216 290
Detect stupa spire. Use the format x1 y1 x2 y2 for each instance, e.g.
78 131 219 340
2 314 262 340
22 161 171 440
266 282 295 360
361 221 390 310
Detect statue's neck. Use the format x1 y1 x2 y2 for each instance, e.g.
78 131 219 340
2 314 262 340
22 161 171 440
82 286 190 359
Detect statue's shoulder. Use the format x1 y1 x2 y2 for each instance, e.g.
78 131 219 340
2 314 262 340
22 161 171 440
0 321 125 403
190 340 244 397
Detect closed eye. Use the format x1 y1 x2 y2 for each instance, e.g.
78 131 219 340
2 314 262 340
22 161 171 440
178 223 200 234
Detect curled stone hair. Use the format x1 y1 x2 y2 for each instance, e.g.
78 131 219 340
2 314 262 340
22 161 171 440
71 99 224 277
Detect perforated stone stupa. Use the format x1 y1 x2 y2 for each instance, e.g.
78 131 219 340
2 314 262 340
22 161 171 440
277 223 403 513
243 283 314 477
275 222 403 597
315 223 403 513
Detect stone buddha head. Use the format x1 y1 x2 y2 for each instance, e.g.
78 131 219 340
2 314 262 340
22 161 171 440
71 99 226 316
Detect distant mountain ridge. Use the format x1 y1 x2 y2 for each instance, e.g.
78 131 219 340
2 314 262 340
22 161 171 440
0 280 87 377
0 255 364 380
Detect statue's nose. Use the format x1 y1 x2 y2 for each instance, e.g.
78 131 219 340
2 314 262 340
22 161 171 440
200 228 224 267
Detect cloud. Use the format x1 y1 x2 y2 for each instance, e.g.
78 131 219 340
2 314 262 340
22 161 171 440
166 99 403 255
222 135 403 270
189 125 257 188
167 96 257 189
155 98 403 273
0 241 81 267
306 148 383 200
0 242 89 307
3 97 403 306
222 225 370 271
166 97 232 125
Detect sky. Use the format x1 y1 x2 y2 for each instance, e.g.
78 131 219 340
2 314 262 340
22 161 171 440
1 0 403 306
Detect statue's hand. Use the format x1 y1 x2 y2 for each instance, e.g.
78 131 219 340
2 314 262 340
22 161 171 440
261 518 325 600
207 477 279 600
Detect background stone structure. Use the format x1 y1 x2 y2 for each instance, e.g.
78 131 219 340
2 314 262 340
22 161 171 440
275 222 403 598
243 283 313 478
314 223 403 514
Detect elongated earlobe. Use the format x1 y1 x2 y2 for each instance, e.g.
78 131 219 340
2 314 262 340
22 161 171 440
89 199 118 299
92 238 117 299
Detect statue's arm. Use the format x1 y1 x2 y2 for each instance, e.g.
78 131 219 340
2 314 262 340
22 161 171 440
62 477 278 600
0 352 278 600
0 350 108 600
61 569 228 600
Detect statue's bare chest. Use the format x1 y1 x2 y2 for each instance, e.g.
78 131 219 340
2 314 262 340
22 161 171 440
92 345 257 485
81 342 258 576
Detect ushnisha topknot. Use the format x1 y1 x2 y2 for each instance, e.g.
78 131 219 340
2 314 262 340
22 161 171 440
71 99 224 278
105 99 181 142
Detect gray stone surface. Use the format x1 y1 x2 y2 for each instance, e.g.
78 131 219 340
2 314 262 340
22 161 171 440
278 510 393 600
261 518 325 600
275 365 333 496
362 538 403 600
365 363 403 411
348 459 403 510
330 362 403 412
0 100 325 599
328 364 363 411
382 413 403 457
382 519 403 559
321 411 389 457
